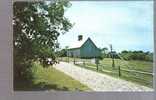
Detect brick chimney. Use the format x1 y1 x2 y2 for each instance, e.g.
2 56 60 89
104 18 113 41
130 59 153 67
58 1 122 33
78 35 83 41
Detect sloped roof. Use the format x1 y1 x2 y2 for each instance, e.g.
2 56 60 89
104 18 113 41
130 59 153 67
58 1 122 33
68 37 98 49
68 39 86 49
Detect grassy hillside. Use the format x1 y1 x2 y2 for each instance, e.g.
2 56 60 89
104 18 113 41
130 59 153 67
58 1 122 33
14 62 90 91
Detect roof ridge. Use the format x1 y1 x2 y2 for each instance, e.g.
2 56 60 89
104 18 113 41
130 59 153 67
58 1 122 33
68 38 87 49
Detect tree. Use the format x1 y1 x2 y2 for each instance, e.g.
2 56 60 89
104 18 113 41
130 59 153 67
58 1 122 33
120 50 153 61
100 47 108 59
101 47 108 54
56 49 67 57
13 0 72 81
121 50 128 53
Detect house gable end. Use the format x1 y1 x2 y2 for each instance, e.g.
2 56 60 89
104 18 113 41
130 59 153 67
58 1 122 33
80 38 98 49
80 38 101 58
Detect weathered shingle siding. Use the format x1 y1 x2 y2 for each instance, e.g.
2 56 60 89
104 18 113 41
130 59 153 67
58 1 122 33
67 38 101 58
80 39 101 58
67 48 80 57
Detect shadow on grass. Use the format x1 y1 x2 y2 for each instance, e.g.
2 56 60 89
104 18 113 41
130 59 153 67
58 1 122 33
14 80 69 91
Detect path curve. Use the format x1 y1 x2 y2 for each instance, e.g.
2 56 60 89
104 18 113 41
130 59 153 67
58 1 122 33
54 62 153 91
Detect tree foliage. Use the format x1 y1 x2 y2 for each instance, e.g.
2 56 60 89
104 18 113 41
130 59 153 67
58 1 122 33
13 0 72 81
99 48 153 62
120 50 153 62
56 49 67 57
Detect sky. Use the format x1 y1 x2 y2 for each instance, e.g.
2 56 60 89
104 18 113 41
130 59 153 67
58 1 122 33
58 1 154 52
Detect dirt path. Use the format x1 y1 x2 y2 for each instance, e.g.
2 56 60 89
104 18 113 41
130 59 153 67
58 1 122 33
54 62 153 91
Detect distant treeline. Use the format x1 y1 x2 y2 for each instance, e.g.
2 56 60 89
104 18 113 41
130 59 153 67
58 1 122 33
98 49 153 62
119 50 153 62
103 50 153 62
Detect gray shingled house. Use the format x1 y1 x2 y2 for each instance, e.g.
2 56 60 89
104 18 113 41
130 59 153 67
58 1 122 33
67 35 101 58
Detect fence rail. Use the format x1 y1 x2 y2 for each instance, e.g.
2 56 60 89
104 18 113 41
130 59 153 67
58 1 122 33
121 68 154 76
58 57 153 87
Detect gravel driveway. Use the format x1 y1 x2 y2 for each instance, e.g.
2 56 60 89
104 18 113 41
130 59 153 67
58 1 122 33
54 62 153 91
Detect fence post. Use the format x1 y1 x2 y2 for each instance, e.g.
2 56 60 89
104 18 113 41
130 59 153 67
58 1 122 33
68 56 69 63
83 61 85 67
96 58 99 71
96 64 98 71
74 57 75 64
118 66 121 77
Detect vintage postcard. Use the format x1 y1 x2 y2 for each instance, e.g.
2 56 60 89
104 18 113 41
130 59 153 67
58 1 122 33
13 0 154 92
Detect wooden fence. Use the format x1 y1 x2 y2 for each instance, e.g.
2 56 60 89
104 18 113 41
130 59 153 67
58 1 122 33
58 57 153 87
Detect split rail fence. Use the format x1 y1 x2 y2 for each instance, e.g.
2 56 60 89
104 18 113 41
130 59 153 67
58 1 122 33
58 57 153 87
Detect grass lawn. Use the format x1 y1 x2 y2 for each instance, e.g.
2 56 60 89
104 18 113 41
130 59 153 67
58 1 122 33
60 57 153 88
14 62 90 91
99 58 153 73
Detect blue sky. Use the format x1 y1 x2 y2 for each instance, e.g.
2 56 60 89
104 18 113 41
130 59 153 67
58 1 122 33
58 1 154 52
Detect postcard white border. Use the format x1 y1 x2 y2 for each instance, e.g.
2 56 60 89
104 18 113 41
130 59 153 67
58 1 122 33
0 0 155 100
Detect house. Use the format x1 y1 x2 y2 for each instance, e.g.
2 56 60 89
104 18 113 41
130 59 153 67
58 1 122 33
67 35 101 58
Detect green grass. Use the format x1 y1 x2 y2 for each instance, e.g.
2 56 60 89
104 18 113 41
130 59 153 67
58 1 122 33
61 57 153 88
100 58 153 73
15 62 90 91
